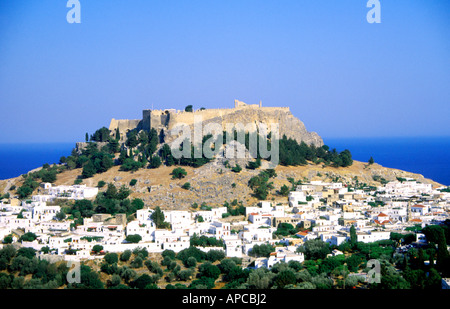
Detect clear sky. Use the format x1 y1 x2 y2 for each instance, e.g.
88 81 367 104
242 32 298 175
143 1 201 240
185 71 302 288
0 0 449 143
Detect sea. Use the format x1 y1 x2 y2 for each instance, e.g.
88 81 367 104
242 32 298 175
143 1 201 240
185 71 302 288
0 137 449 186
323 136 450 186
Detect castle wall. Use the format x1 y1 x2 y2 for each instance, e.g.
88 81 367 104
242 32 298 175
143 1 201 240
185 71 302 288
108 119 141 132
108 103 322 147
142 110 151 132
166 106 290 130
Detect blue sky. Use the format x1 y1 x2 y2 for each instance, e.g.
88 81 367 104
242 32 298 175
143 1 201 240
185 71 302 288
0 0 449 143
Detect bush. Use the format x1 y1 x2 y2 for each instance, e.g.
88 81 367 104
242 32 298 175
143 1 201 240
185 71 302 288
162 250 176 260
273 270 297 289
185 257 197 268
177 247 206 266
231 164 242 173
131 274 156 289
130 256 143 268
92 245 104 254
132 247 148 259
206 250 226 262
120 158 144 172
198 262 221 280
171 167 187 179
145 260 163 276
120 250 132 262
19 232 38 243
126 234 142 243
129 179 138 186
178 269 194 281
249 244 275 258
189 276 216 289
16 247 36 259
104 253 119 265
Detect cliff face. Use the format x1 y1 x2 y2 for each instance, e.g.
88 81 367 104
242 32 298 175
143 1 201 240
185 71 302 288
164 106 323 147
108 102 323 148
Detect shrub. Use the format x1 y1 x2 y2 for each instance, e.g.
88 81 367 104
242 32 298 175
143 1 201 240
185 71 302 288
120 250 132 262
97 180 106 188
130 256 143 268
171 167 187 179
19 232 38 243
126 234 142 243
104 253 119 265
231 164 242 173
92 245 104 254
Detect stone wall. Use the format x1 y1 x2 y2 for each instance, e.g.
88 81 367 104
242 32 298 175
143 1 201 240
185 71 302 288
108 101 323 147
108 118 141 134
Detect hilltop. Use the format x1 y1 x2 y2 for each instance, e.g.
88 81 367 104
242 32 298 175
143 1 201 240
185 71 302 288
109 99 323 147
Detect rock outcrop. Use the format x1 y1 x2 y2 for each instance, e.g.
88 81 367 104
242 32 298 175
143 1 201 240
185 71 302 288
109 100 323 148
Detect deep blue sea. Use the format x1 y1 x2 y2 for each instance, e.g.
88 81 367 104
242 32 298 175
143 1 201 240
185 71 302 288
323 136 450 186
0 137 449 186
0 143 75 180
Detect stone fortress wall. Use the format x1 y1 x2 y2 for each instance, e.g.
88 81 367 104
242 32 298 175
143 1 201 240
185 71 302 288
108 100 323 147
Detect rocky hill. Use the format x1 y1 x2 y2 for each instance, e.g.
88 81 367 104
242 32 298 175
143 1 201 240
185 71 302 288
1 158 443 211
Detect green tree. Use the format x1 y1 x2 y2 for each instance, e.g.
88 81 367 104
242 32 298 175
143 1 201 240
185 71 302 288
185 105 193 112
246 267 275 289
126 235 142 243
115 128 120 141
249 244 275 258
75 265 104 289
273 269 296 289
72 199 94 218
297 239 331 260
120 158 143 172
19 232 38 243
120 250 132 262
279 184 290 196
185 256 197 268
131 274 154 289
104 253 119 265
81 161 96 178
198 262 221 280
130 256 143 268
275 223 296 236
350 225 357 247
206 250 226 263
177 247 206 267
17 247 37 259
91 127 111 142
171 167 187 179
55 211 66 221
149 155 162 169
92 245 104 254
150 206 169 229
